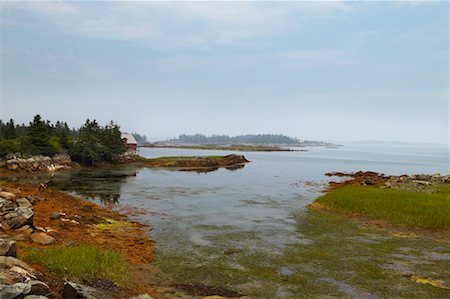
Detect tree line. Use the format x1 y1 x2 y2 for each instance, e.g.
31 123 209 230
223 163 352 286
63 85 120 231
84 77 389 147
0 115 126 165
172 134 300 145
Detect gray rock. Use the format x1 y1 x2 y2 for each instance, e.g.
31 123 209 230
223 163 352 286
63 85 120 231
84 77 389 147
62 282 113 299
16 198 33 209
5 207 34 229
1 200 16 212
0 282 32 299
0 256 37 275
24 295 50 299
0 239 16 257
49 212 60 220
28 280 53 298
0 192 16 201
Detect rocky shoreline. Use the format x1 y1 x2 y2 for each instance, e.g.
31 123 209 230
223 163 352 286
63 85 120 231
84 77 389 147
0 154 73 173
325 171 450 192
0 183 156 299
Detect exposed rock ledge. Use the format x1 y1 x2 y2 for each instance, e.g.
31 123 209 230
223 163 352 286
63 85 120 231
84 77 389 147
0 154 72 172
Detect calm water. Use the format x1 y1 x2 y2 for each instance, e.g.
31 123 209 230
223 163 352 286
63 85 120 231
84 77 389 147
46 145 450 297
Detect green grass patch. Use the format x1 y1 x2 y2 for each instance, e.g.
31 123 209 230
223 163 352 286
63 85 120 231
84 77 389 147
25 244 129 285
93 218 130 230
315 186 450 229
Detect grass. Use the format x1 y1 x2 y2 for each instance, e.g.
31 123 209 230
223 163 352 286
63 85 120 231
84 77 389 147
93 218 130 230
25 244 129 285
314 185 450 229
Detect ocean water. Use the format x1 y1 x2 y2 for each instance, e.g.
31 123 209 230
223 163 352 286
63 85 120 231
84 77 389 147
46 144 450 297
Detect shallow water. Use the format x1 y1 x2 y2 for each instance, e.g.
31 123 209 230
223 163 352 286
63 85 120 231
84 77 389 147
36 145 450 297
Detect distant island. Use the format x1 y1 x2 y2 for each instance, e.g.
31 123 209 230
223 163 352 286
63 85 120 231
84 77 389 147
142 134 339 152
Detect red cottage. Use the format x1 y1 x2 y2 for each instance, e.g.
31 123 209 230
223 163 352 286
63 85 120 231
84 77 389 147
121 133 138 153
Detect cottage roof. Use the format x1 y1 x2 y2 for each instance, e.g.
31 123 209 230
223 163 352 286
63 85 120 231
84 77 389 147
121 133 138 145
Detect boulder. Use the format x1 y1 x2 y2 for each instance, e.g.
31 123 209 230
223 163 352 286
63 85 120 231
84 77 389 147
16 198 33 209
0 239 16 257
30 233 55 245
1 199 16 212
24 296 50 299
5 207 34 229
0 256 37 274
0 282 32 299
28 280 52 298
62 282 113 299
0 192 16 201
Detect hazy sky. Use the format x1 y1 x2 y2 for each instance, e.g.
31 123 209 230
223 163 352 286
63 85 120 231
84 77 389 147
1 1 448 143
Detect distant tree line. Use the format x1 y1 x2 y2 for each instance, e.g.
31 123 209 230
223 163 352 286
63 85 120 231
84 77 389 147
0 115 126 165
172 134 300 145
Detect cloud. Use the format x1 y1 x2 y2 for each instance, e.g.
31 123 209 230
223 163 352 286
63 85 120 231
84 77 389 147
2 0 76 15
1 1 352 49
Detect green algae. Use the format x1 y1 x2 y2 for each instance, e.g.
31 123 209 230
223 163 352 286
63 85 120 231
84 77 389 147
154 210 450 298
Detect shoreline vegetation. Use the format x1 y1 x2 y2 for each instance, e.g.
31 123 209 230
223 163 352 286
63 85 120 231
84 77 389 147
311 172 450 232
141 144 300 152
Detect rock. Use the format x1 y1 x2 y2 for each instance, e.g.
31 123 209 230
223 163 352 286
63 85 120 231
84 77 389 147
7 163 19 171
30 233 55 245
0 282 32 299
1 199 16 212
0 256 37 274
10 265 37 280
0 192 16 201
62 282 113 299
16 198 33 208
15 225 31 233
0 239 16 257
5 207 34 229
0 198 15 212
18 228 34 236
24 295 50 299
28 280 52 298
49 212 61 220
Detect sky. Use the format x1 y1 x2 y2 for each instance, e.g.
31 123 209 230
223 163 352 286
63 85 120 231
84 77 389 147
0 1 448 144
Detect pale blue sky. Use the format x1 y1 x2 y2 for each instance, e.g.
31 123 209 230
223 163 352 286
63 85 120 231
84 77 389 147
1 1 448 143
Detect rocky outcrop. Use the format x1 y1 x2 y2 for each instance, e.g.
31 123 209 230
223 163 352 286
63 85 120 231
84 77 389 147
142 154 250 170
1 154 72 172
385 173 450 193
325 172 450 193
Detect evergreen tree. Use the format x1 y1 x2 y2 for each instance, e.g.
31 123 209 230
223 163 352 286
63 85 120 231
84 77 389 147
28 115 55 156
101 121 125 161
3 119 17 139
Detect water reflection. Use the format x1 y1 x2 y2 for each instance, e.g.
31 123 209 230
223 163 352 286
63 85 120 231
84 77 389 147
47 166 137 204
